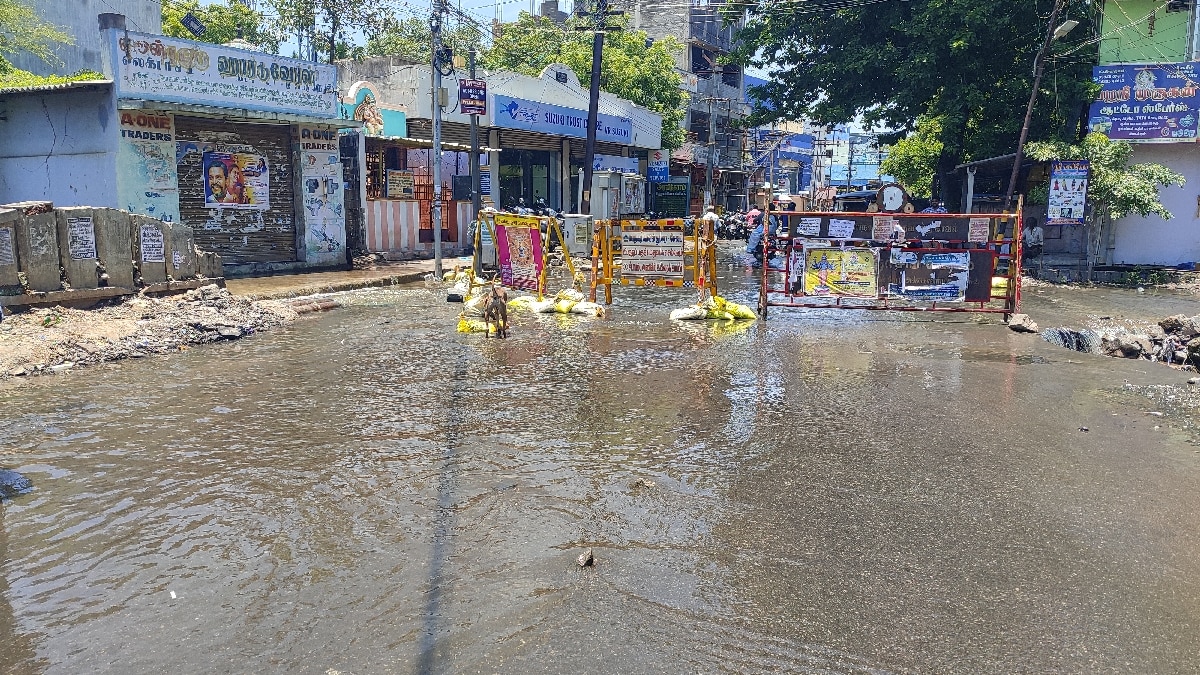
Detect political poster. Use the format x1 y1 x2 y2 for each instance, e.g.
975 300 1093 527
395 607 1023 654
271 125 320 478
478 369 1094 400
621 230 685 278
1047 160 1089 226
495 214 544 292
202 152 269 209
803 248 877 297
886 251 970 301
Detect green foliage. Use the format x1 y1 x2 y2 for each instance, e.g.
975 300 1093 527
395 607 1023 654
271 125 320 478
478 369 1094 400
366 16 483 64
162 0 278 53
879 117 942 197
0 60 103 90
484 13 687 150
1026 133 1186 220
733 0 1097 170
0 0 72 65
265 0 390 63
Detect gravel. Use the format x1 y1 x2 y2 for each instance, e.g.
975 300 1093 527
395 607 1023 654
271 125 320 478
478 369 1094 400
0 285 298 379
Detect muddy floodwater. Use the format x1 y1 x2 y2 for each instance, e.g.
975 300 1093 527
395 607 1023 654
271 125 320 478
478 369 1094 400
2 257 1200 673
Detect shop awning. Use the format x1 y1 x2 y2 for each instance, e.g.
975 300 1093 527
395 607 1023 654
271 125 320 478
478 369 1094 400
367 135 499 153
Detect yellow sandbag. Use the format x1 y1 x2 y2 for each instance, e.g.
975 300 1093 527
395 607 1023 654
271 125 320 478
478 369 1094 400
507 295 536 311
555 289 585 303
553 299 578 314
724 301 756 320
457 316 505 334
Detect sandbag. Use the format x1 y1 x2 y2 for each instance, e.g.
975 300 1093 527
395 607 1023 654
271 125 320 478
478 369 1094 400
530 299 557 313
507 295 537 311
670 306 708 321
457 316 505 334
570 301 605 317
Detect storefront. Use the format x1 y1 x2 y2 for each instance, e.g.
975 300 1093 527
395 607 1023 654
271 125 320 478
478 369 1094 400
105 27 350 273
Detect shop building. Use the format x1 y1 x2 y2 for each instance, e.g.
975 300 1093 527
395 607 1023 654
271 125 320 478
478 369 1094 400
336 58 661 259
0 14 353 275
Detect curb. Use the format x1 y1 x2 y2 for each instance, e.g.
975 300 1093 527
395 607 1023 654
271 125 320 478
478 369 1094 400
233 270 430 301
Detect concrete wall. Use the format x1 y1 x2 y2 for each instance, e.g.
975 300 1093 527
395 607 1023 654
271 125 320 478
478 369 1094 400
0 87 120 207
1110 143 1200 266
8 1 162 76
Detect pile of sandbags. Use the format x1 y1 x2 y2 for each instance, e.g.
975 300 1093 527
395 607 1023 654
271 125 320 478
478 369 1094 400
670 295 756 322
528 289 606 318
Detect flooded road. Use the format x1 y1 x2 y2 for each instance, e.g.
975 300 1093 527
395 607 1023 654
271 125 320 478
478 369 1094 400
2 257 1200 673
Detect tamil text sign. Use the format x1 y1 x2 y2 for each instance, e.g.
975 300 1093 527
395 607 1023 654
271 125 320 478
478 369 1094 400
111 31 338 118
1088 63 1200 142
621 230 684 279
459 78 487 116
492 94 632 144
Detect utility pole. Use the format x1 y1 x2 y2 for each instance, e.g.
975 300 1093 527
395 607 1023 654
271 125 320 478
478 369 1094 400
469 47 482 278
577 0 622 215
705 97 715 211
431 0 446 278
1005 0 1066 211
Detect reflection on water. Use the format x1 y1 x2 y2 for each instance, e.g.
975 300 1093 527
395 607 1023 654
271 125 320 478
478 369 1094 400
2 263 1200 673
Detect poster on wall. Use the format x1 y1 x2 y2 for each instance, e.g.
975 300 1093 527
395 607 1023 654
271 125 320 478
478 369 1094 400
386 170 415 199
621 230 685 278
139 223 165 263
302 150 346 264
67 217 97 260
1047 160 1089 226
117 111 180 222
803 248 877 297
0 227 15 266
494 214 544 292
202 151 269 209
886 250 970 301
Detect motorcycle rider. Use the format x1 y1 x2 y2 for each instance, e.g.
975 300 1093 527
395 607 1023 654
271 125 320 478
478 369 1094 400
746 207 778 267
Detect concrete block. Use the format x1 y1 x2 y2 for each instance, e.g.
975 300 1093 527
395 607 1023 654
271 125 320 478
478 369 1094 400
93 208 135 289
198 250 223 279
55 207 100 290
15 211 61 292
165 222 198 281
0 209 20 292
131 215 167 285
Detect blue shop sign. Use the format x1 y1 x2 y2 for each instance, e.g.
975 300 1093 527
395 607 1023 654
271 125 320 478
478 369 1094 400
493 94 632 144
1088 63 1200 142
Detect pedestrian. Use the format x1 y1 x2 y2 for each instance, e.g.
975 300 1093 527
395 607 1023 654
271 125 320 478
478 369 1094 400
1022 218 1044 267
920 199 947 214
700 206 722 237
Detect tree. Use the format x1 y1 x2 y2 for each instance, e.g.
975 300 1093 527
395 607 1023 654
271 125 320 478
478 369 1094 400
162 0 278 53
266 0 393 63
732 0 1098 207
484 13 688 150
0 0 71 68
366 15 483 64
880 117 943 198
1026 133 1185 276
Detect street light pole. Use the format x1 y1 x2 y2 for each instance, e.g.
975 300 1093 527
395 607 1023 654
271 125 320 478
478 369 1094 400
1004 0 1067 211
430 0 446 278
469 48 482 279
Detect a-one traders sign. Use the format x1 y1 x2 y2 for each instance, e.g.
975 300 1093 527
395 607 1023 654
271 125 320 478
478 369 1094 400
109 31 338 118
492 94 632 144
1087 63 1200 142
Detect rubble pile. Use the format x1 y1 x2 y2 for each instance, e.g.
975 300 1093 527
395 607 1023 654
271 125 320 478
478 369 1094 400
1040 313 1200 368
0 285 297 379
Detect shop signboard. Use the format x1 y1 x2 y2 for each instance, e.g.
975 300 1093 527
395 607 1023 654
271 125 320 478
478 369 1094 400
492 94 632 144
1088 63 1200 142
593 154 639 173
459 78 487 116
648 150 669 183
1047 160 1089 226
652 179 690 218
117 110 180 222
110 31 338 117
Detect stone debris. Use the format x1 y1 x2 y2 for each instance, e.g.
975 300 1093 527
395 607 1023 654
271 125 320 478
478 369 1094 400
1041 312 1200 371
577 548 594 567
0 285 297 380
1006 314 1040 333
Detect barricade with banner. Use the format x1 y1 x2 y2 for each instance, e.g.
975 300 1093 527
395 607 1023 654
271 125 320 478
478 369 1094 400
469 212 579 300
590 217 719 305
759 209 1022 318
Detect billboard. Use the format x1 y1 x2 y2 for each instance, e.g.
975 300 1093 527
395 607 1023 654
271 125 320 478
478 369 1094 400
1088 63 1200 142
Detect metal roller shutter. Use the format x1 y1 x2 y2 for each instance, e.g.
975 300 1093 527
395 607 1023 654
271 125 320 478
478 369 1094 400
175 116 297 264
499 129 564 152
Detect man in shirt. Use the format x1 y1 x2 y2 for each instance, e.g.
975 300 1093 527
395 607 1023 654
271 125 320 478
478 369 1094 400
1022 218 1045 266
920 198 947 214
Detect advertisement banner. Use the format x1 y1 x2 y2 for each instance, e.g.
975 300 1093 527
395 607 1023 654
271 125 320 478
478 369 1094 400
621 230 685 278
202 151 269 209
803 248 877 297
495 214 544 292
886 250 970 301
493 94 632 144
1047 160 1089 226
117 110 180 222
459 78 487 116
386 170 415 199
1088 63 1200 142
111 31 338 117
